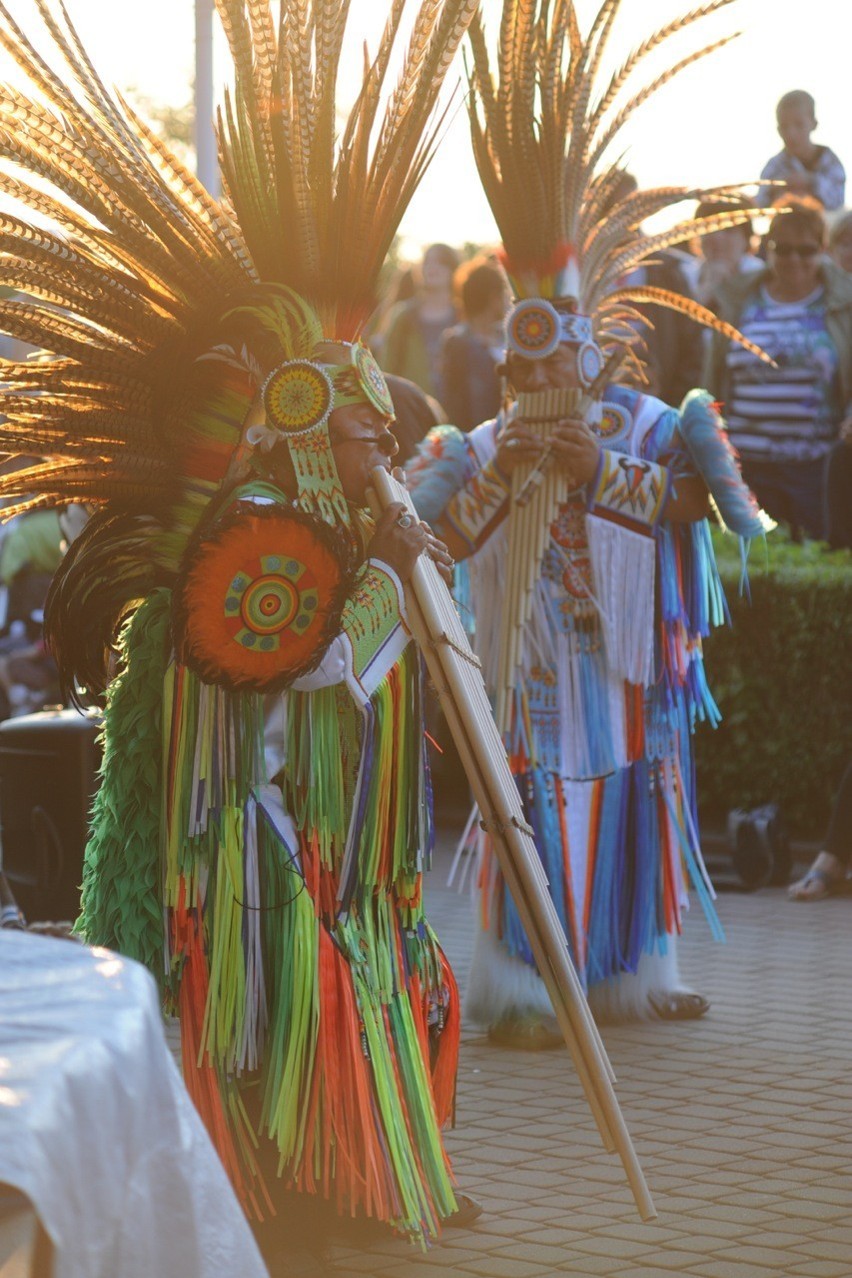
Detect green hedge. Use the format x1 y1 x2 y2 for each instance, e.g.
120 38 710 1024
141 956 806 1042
695 529 852 839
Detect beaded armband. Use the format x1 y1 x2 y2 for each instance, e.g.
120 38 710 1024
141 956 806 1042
587 449 671 535
443 457 511 552
340 559 410 702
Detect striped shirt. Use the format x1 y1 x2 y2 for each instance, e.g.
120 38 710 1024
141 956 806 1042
726 286 841 461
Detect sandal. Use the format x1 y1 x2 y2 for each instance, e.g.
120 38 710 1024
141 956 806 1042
444 1193 483 1230
487 1015 564 1051
648 990 710 1021
788 852 847 902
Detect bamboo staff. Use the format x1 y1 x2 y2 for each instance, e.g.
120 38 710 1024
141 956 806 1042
369 466 656 1222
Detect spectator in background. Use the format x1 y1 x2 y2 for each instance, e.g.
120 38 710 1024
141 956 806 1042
0 507 67 634
379 243 460 401
385 372 445 466
704 201 852 539
607 171 704 405
0 505 86 718
439 255 508 431
788 761 852 900
824 213 852 547
829 211 852 275
685 200 763 316
630 249 705 405
756 91 845 212
365 265 416 361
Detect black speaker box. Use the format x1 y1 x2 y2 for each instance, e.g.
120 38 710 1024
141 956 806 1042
0 708 102 923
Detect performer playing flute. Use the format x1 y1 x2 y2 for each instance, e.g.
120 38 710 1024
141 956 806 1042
408 0 772 1047
0 0 481 1266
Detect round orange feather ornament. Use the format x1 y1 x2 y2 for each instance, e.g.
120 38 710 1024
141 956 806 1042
174 500 355 691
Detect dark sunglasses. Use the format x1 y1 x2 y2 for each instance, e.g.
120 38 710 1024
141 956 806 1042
768 241 821 258
332 429 397 453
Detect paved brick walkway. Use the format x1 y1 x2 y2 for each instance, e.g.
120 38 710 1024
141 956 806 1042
328 835 852 1278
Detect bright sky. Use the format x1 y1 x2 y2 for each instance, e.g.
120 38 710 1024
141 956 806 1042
1 0 849 254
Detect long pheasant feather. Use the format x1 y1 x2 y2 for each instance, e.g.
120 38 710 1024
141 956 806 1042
601 286 776 366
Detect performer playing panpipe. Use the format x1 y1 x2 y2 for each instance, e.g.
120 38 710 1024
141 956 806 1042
408 0 773 1046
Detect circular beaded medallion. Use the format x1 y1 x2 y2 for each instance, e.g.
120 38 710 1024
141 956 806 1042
263 360 334 435
577 340 604 388
597 403 631 442
507 298 561 359
354 343 395 417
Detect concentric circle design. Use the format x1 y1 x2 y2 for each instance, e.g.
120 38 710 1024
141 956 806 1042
225 554 319 653
263 360 334 435
552 504 594 602
354 343 395 417
551 499 588 554
174 501 353 691
577 341 603 388
507 299 561 359
597 404 630 441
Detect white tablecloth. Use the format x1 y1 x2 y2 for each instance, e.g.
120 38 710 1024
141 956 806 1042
0 931 267 1278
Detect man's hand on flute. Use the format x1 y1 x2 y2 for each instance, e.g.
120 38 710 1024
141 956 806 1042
549 417 600 487
500 414 601 489
495 419 546 472
368 502 454 585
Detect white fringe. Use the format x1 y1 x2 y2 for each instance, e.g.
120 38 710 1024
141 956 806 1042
464 918 692 1027
464 917 554 1026
587 946 682 1024
468 510 653 779
586 513 656 687
467 522 509 689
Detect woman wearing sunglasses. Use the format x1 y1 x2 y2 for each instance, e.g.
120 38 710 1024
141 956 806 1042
704 199 852 539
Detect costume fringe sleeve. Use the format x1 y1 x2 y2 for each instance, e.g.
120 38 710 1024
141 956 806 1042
678 389 774 540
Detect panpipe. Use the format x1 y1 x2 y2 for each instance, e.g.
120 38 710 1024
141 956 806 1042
368 466 656 1222
495 386 593 734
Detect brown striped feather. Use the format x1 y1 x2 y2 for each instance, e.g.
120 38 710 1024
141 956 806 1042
601 286 775 366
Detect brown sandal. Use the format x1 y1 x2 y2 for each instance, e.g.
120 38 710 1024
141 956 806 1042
648 990 710 1021
487 1015 564 1051
444 1193 484 1230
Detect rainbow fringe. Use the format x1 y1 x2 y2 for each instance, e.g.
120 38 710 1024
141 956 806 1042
158 642 457 1241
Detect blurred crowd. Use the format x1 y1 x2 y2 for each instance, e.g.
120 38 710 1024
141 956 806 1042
0 87 849 741
368 88 852 551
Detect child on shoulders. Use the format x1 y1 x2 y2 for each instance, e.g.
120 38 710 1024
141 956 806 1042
756 90 845 211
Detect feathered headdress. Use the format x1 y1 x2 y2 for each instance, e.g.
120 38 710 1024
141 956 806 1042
465 0 771 378
0 0 478 692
